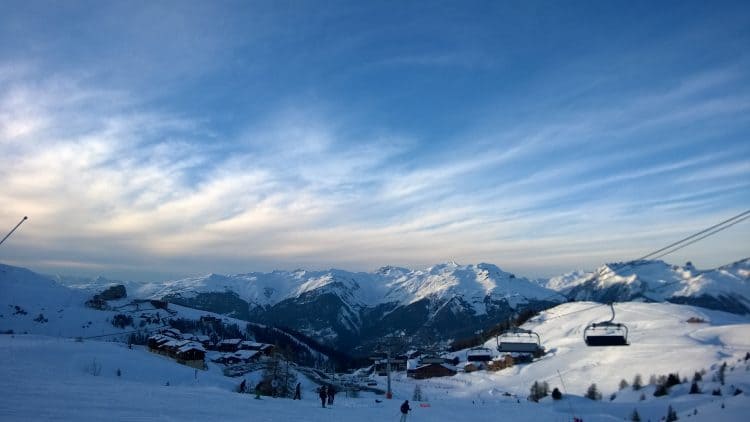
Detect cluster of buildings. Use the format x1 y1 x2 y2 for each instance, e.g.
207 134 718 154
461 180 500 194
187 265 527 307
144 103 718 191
369 346 529 380
147 329 208 369
147 327 275 369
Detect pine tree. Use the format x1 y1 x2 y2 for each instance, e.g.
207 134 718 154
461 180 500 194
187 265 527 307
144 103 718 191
619 379 629 390
692 371 702 382
689 381 700 394
718 362 727 385
666 373 681 388
632 374 643 391
585 383 602 401
665 404 678 421
529 381 544 402
630 408 641 421
551 387 562 400
654 383 669 397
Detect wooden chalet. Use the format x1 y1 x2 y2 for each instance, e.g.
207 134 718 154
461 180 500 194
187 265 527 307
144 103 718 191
217 338 243 352
462 362 481 373
175 343 206 369
417 355 447 366
238 341 274 355
409 363 457 380
147 334 206 369
214 350 260 365
486 355 514 372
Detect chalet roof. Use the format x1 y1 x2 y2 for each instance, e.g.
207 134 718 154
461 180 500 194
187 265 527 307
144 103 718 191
219 338 243 345
149 334 174 345
415 363 457 372
163 339 191 349
232 350 259 360
177 342 206 353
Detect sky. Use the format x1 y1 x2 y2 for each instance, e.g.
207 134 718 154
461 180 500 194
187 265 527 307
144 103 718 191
1 0 749 282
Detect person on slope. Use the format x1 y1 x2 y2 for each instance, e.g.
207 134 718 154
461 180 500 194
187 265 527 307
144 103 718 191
293 382 301 400
399 399 411 422
327 384 336 405
318 385 327 408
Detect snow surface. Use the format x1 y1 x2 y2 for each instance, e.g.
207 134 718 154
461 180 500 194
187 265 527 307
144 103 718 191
3 262 750 421
2 300 749 421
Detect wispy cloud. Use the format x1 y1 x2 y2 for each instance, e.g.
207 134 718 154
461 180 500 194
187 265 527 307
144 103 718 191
2 3 749 280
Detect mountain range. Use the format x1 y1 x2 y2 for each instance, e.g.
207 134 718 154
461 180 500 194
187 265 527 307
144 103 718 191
7 258 750 355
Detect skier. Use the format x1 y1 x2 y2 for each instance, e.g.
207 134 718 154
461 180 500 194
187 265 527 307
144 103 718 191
239 379 246 393
327 384 336 405
318 385 327 408
400 399 411 422
293 382 301 400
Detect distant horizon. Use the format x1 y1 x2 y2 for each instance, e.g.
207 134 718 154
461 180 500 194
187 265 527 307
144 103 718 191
3 253 747 285
2 1 749 282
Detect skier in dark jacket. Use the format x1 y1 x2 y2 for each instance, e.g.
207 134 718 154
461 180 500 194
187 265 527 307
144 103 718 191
327 384 336 405
400 400 411 422
293 382 301 400
239 379 246 393
318 386 327 408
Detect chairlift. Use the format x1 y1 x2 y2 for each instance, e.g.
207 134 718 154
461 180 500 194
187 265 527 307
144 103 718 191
583 303 629 346
496 327 544 356
466 347 493 362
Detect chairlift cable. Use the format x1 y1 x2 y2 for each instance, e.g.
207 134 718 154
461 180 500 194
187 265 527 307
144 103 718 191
633 209 750 262
649 213 750 261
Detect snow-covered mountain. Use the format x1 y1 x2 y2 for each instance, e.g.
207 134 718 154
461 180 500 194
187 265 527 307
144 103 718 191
542 259 750 314
131 262 564 352
0 263 331 367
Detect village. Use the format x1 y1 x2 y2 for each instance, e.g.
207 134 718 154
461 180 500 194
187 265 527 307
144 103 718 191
144 316 546 395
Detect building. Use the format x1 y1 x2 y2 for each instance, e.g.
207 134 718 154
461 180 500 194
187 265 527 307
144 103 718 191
486 355 514 372
214 350 261 365
217 338 243 352
409 363 457 379
147 334 206 369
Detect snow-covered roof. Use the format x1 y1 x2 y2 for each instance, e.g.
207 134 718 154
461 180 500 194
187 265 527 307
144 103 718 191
219 338 243 345
232 350 259 360
177 342 205 353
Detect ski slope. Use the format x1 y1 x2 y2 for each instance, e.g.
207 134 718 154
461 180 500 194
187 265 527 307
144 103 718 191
1 301 748 421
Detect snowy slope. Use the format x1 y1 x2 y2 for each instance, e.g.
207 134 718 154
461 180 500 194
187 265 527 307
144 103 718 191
1 301 749 421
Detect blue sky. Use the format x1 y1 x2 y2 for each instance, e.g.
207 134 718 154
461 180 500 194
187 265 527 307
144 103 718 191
1 1 748 282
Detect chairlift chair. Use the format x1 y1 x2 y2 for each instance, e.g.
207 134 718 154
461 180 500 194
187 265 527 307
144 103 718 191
466 347 493 362
583 303 629 346
496 327 544 356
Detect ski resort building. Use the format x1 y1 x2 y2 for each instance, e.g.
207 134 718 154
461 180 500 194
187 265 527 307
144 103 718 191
409 363 457 379
147 333 206 369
